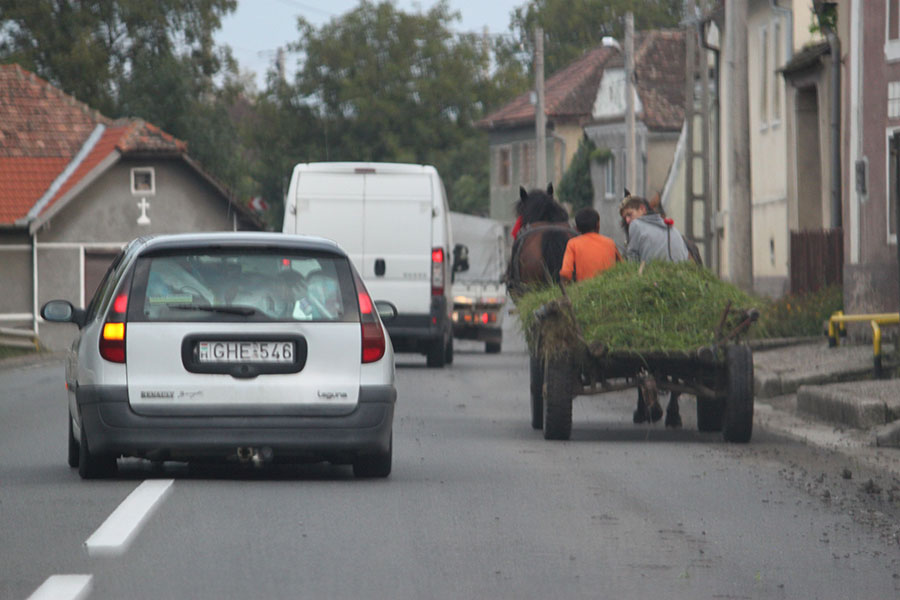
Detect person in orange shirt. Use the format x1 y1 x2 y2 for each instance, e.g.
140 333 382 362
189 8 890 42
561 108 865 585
559 207 621 283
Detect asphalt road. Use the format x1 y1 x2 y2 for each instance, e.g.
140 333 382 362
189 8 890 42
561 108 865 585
2 320 899 600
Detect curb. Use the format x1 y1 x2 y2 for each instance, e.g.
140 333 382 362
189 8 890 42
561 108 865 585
0 351 65 372
797 384 896 429
754 365 875 399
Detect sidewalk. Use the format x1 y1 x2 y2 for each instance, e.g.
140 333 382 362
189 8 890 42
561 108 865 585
752 338 900 449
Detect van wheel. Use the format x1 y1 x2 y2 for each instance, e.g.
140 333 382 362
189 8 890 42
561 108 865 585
426 338 446 368
445 336 454 365
486 341 501 354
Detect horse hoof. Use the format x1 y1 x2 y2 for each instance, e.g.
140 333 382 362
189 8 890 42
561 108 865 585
665 411 682 428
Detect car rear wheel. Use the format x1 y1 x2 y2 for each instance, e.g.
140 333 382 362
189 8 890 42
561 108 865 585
486 341 501 354
352 436 392 478
67 415 79 468
78 427 117 479
445 335 454 365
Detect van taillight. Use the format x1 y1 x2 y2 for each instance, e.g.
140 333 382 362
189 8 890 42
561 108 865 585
431 247 444 296
99 292 128 363
354 274 385 363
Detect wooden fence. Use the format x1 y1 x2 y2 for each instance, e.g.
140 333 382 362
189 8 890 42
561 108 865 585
790 228 843 295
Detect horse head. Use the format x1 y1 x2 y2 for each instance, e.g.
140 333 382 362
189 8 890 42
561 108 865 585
515 183 568 226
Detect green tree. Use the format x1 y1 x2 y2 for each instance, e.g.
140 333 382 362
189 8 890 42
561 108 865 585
556 135 595 212
0 0 237 114
287 1 499 214
497 0 683 77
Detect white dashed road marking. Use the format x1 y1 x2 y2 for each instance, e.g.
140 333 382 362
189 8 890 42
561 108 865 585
27 574 92 600
84 479 174 556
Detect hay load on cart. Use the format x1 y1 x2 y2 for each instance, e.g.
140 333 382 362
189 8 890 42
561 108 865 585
515 261 760 443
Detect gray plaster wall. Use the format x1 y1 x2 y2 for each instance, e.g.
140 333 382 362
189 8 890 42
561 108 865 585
39 158 243 244
35 247 84 351
0 244 32 315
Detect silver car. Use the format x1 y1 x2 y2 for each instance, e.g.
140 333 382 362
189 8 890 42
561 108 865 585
41 232 397 479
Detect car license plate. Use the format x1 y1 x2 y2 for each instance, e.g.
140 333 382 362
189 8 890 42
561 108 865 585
197 341 295 364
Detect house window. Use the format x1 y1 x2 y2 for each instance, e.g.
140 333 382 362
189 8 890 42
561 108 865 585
759 26 768 128
604 154 616 199
887 1 900 61
498 147 511 187
131 167 155 195
772 20 782 124
521 141 533 188
890 82 900 119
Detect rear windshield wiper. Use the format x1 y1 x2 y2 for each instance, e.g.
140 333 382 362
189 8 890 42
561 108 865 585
168 304 257 316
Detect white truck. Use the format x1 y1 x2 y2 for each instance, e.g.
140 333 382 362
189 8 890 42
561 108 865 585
449 212 507 353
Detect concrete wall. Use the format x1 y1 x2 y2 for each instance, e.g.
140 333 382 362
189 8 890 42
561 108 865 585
747 1 791 294
842 0 900 318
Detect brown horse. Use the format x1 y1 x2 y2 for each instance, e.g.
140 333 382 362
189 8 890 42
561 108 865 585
506 185 577 431
506 185 577 297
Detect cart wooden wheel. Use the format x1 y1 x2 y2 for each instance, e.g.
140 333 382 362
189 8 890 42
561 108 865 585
723 345 754 443
543 353 574 440
696 398 725 432
529 351 544 430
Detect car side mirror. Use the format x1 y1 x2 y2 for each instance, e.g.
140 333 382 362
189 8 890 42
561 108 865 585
41 300 87 328
452 243 469 274
374 300 398 322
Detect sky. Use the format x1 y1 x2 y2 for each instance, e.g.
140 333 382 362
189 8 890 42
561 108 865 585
217 0 526 88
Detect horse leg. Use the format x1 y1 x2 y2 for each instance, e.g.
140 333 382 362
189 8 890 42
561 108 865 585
665 391 682 428
633 377 662 424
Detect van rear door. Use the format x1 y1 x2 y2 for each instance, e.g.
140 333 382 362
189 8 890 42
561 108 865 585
292 169 366 267
361 171 433 315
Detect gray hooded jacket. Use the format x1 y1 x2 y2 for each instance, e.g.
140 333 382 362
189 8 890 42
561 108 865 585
625 213 690 263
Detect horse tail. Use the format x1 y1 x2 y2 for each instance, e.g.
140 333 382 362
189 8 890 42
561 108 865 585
683 235 703 266
540 228 576 285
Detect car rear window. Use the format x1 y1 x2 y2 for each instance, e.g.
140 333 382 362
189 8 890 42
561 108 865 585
128 249 358 323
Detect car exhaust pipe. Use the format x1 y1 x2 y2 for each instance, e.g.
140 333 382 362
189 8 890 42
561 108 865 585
237 446 253 463
237 446 274 466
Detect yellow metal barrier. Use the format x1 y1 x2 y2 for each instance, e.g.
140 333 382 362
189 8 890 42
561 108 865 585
828 311 900 377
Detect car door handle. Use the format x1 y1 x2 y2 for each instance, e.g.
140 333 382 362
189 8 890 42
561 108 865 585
374 259 385 276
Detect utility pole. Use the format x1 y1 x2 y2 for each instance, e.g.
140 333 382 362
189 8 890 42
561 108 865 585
535 27 547 189
625 13 636 195
726 0 753 291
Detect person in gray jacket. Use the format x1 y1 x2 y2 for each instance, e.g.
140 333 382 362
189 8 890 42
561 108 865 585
619 194 692 427
620 195 690 263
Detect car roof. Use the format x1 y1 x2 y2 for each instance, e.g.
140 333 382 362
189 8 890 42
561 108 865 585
132 232 348 257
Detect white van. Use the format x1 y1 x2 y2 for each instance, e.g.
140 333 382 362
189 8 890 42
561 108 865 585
283 162 465 367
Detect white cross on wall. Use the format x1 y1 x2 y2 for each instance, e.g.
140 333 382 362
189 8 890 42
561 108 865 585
137 197 151 225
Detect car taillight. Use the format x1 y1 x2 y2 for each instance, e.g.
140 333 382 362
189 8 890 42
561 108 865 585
431 247 444 296
99 292 128 363
354 274 385 363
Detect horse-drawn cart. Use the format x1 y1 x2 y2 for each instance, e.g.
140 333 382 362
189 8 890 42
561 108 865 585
527 295 758 443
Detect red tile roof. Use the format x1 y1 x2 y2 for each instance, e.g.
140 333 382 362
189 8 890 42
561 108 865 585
633 30 686 131
0 64 189 225
477 46 617 130
477 30 686 132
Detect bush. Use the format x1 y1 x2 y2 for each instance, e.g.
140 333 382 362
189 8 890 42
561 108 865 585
752 285 843 339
